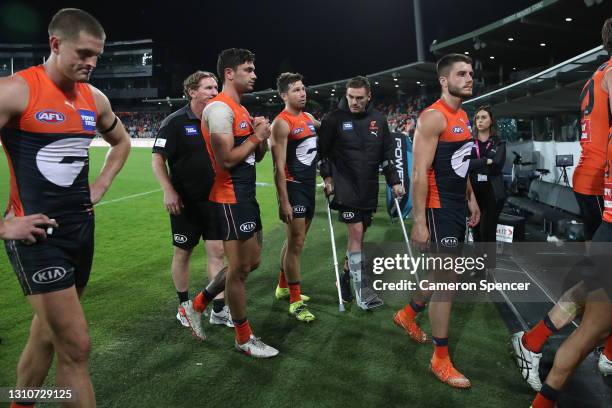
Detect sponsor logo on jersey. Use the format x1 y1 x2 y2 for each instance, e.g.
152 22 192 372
452 126 464 134
154 138 167 148
307 123 316 132
581 119 591 142
292 127 304 135
293 205 306 214
78 109 96 131
342 122 353 131
296 137 317 166
32 267 67 284
35 110 65 124
184 125 199 135
36 138 91 187
441 237 458 247
451 141 473 178
342 211 355 220
239 121 248 129
239 221 256 233
173 234 188 244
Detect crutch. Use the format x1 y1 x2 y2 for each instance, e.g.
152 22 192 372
394 197 420 286
326 197 345 312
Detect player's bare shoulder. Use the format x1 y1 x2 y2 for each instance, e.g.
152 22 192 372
0 75 29 120
416 108 446 137
88 84 112 113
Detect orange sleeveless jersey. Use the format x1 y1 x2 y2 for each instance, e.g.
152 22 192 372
424 99 473 208
1 65 98 221
202 92 256 204
274 110 317 184
573 58 612 196
603 126 612 222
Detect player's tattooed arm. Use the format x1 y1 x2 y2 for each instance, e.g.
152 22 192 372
90 85 131 204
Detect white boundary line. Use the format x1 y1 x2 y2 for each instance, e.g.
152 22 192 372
95 189 160 206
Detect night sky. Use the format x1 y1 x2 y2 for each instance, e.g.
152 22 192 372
0 0 536 89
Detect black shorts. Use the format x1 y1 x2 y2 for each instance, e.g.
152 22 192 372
287 181 315 219
170 201 221 249
426 207 466 254
5 219 95 296
211 201 262 241
585 221 612 298
337 206 373 227
574 192 603 241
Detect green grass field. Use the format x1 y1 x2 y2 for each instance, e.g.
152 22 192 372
0 148 534 407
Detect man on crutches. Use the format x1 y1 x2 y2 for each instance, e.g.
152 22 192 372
319 76 404 310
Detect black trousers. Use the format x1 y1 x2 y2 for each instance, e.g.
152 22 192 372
472 182 505 269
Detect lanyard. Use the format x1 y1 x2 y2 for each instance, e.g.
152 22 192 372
474 140 492 159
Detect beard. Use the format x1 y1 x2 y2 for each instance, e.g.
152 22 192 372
448 83 472 99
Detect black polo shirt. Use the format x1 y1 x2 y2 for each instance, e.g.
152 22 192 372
152 104 214 203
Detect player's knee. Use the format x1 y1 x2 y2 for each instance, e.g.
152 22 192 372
57 331 91 364
173 246 192 263
288 234 305 253
250 258 260 271
206 241 225 261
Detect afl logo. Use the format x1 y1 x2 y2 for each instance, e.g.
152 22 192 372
441 237 458 247
240 222 256 233
173 234 188 244
452 126 464 134
292 127 304 135
36 110 65 123
32 267 67 284
342 211 355 220
239 121 248 129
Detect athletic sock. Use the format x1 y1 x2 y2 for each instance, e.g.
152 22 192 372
522 315 557 353
604 334 612 360
234 318 253 345
193 289 214 313
278 269 288 289
288 281 301 303
403 299 425 319
177 291 189 304
432 336 449 360
212 299 225 313
532 383 559 408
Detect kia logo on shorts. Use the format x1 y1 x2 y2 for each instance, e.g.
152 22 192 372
36 110 66 123
240 222 256 232
32 267 67 284
441 237 459 247
342 212 355 220
293 205 306 214
173 234 188 244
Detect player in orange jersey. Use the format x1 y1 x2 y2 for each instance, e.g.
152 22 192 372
187 49 278 358
1 9 131 407
270 72 319 322
393 54 480 389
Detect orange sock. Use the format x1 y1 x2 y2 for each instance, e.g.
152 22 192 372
403 300 424 319
278 269 288 288
604 334 612 360
522 319 554 353
193 291 211 313
289 282 301 303
434 345 449 359
235 319 253 345
10 403 34 408
531 393 555 408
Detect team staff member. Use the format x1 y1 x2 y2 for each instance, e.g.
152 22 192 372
394 54 480 389
152 71 232 333
189 48 278 358
270 72 319 322
2 9 131 407
319 76 404 310
468 105 506 272
512 18 612 392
